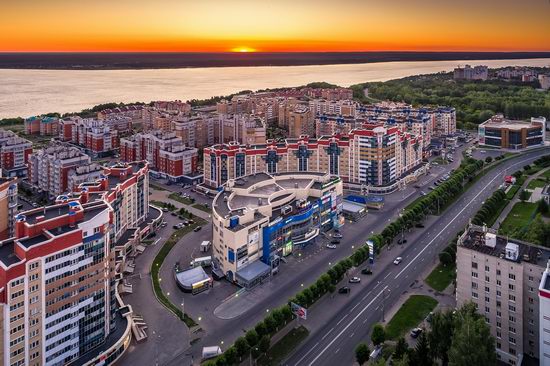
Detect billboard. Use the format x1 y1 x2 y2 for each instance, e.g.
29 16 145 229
291 302 307 320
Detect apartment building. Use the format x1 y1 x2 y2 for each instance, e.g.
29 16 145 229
456 224 550 365
0 199 117 366
478 115 546 149
309 99 357 117
67 163 103 192
212 171 342 288
306 87 353 100
203 125 423 191
97 105 145 125
539 75 550 91
120 131 200 183
214 114 266 145
0 177 17 240
24 116 59 136
287 106 314 138
152 100 191 114
28 145 93 197
453 65 489 80
0 129 33 178
538 265 550 366
315 114 364 137
58 117 119 157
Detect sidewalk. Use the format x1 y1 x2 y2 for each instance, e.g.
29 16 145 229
492 168 548 229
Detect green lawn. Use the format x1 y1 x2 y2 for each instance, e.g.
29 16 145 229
192 203 212 213
527 178 547 190
257 326 310 366
150 200 175 211
543 170 550 180
499 202 537 236
169 192 193 205
425 264 456 292
385 295 438 340
505 184 521 200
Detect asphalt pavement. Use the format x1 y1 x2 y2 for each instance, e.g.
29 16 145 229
284 147 549 366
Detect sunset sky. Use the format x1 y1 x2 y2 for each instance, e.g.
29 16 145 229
1 0 549 52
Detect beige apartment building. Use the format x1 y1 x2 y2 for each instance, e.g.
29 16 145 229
456 224 550 365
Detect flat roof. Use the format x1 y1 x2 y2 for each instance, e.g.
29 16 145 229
0 240 21 267
461 227 550 267
236 260 271 282
18 233 51 249
175 266 210 287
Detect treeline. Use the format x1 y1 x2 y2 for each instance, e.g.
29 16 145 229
368 158 485 250
352 74 550 129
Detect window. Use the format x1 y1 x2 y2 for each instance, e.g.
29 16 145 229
496 300 501 308
509 284 515 291
509 326 516 334
29 262 39 270
529 319 535 325
509 273 516 280
485 296 490 303
30 285 38 293
29 296 38 305
529 297 534 304
485 276 490 282
529 275 534 281
485 265 490 272
497 280 502 286
509 294 516 301
30 274 38 282
509 315 516 322
509 305 516 312
509 337 516 345
472 262 478 269
485 286 490 293
496 342 501 349
472 282 478 289
497 269 501 276
509 347 516 355
496 330 501 338
485 306 490 313
530 286 534 293
496 321 502 328
496 290 501 297
497 311 502 317
472 272 478 278
472 292 478 299
10 279 24 287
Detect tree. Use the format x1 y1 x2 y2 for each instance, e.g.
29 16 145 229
254 322 268 338
393 354 410 366
428 311 454 365
223 347 238 365
519 189 530 202
448 313 496 366
484 156 493 164
371 323 386 346
234 337 249 358
355 343 370 365
410 332 433 366
214 354 228 366
439 251 454 266
258 335 270 354
245 329 259 347
394 337 409 361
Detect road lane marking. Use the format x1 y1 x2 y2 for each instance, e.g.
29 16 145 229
394 154 539 280
304 286 389 366
322 329 334 340
384 272 392 279
361 291 372 301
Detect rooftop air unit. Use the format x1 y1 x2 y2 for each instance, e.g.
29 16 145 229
505 242 519 261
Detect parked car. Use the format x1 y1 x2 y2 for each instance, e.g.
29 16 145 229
410 328 423 338
171 212 177 216
397 239 408 244
162 207 169 212
338 286 350 294
420 191 427 196
415 223 425 228
361 268 373 275
193 226 202 232
333 233 343 239
173 225 179 230
393 257 403 265
326 244 337 249
161 222 167 228
330 239 340 245
349 277 361 283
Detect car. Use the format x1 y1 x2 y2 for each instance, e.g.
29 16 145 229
415 223 425 228
333 233 343 239
193 226 202 232
338 286 350 294
428 186 435 191
172 225 179 229
330 239 340 245
326 244 337 249
349 276 361 283
434 182 439 186
162 207 169 212
410 328 423 338
171 212 177 216
413 184 421 189
397 239 408 244
32 202 39 208
432 162 439 166
188 219 195 224
161 222 167 228
420 191 427 196
361 267 373 275
393 257 403 265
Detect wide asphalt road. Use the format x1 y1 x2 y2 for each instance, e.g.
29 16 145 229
285 148 549 366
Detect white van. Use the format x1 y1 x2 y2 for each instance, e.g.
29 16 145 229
202 346 222 360
190 256 212 268
200 241 212 253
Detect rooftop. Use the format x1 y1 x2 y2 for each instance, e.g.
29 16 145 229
481 115 541 130
0 240 21 267
460 226 550 267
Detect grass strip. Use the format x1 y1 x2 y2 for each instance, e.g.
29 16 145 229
385 295 438 340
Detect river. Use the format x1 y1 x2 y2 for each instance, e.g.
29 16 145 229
1 58 549 118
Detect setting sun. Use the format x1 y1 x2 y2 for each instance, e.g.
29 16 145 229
231 47 256 53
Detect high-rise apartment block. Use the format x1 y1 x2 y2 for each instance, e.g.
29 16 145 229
0 129 33 178
28 145 94 197
203 125 424 192
120 131 200 184
0 161 158 366
24 116 59 136
58 117 119 157
453 65 489 80
0 177 18 240
456 224 550 365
